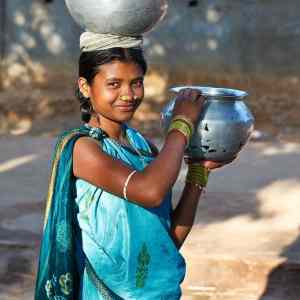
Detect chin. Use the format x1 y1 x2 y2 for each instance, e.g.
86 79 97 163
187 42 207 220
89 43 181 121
115 109 137 123
111 113 134 124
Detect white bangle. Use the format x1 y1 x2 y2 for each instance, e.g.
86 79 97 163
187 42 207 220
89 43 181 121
123 170 137 200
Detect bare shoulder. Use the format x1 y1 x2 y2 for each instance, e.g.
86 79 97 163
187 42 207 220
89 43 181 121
73 136 102 156
73 136 105 172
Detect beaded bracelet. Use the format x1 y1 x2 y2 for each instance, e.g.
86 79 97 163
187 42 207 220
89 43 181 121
186 163 210 189
168 119 192 145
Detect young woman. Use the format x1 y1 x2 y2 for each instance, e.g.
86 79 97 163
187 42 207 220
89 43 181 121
35 36 231 300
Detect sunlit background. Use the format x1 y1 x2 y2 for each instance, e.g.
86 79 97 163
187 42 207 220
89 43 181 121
0 1 300 299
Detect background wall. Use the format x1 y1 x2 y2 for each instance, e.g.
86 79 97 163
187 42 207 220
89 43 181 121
149 0 300 75
0 0 300 134
0 0 81 86
2 0 299 81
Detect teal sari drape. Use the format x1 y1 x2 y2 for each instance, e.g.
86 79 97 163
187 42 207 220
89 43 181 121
35 126 109 300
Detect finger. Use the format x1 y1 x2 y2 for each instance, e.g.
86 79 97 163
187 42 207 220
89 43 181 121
186 154 238 168
192 94 203 103
177 89 191 100
178 89 186 96
190 89 202 96
195 93 205 103
201 161 223 169
181 89 193 99
191 91 204 103
205 159 236 169
175 92 185 102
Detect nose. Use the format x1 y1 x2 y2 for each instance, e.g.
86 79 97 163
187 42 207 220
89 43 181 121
121 84 135 100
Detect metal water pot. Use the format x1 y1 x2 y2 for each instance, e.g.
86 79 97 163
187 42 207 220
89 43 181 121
161 86 255 162
65 0 168 35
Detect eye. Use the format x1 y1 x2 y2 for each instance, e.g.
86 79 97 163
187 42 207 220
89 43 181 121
108 81 120 89
132 79 144 88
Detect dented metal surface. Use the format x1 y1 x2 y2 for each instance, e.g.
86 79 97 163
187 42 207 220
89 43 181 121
161 86 255 162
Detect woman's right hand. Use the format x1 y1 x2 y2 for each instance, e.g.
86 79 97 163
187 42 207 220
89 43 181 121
171 88 205 125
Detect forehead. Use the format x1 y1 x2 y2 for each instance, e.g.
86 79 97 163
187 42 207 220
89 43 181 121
97 60 143 79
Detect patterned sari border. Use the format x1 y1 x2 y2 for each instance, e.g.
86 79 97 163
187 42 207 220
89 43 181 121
43 130 81 230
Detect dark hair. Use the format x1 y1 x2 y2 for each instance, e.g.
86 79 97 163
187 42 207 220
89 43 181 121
76 47 148 122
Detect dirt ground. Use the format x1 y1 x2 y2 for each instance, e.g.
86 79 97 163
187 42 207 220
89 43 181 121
0 125 300 300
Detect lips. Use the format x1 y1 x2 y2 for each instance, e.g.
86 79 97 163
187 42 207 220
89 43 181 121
115 103 136 112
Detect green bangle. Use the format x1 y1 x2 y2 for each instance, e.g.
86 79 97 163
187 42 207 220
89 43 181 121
168 120 192 144
186 164 210 187
171 115 195 136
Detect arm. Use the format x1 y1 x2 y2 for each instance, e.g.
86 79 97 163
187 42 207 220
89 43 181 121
73 130 186 209
170 183 202 249
170 160 232 249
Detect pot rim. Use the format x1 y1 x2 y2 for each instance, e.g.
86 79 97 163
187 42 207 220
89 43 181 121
170 86 248 99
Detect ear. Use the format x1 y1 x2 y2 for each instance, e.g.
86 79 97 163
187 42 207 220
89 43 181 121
78 77 90 98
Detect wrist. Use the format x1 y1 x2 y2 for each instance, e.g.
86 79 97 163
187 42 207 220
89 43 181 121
171 115 195 134
186 164 210 189
167 117 194 146
185 181 205 194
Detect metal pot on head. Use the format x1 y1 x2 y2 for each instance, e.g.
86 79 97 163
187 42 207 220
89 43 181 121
65 0 168 35
161 86 255 162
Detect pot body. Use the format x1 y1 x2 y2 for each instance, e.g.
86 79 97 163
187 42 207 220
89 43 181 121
65 0 168 35
161 86 255 162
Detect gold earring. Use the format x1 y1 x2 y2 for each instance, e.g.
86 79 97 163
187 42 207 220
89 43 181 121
83 90 89 99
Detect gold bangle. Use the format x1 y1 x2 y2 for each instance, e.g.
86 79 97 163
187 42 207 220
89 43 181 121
171 115 195 136
168 120 192 144
123 170 137 200
186 164 210 187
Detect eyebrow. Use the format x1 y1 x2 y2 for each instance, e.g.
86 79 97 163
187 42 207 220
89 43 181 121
106 76 144 82
106 77 121 82
132 76 144 81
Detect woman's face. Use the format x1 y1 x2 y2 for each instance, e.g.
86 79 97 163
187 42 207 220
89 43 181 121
80 60 145 124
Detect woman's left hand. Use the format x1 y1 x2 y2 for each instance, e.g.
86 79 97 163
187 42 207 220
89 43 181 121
184 156 237 170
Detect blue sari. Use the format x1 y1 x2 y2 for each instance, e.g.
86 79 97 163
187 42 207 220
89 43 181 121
35 124 186 300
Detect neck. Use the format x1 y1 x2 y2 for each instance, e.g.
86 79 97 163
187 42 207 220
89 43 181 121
88 115 124 140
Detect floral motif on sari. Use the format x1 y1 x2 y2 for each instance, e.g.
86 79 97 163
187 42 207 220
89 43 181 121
44 273 73 299
136 243 151 288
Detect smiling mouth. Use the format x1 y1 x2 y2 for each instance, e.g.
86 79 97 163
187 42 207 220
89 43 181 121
116 104 136 111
